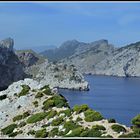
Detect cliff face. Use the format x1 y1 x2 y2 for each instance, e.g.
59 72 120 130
0 38 26 90
91 41 140 77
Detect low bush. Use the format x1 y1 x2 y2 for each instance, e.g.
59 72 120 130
80 127 102 137
1 123 17 135
59 109 72 117
35 92 44 98
108 118 116 123
0 94 7 100
13 111 30 122
26 112 48 124
48 128 59 137
8 130 23 137
66 127 84 137
84 109 103 122
92 125 106 131
27 130 36 135
33 101 38 107
18 85 30 97
46 110 57 120
132 114 140 127
35 129 48 138
76 117 83 122
111 124 126 133
42 99 54 110
73 104 89 114
18 121 26 128
41 85 52 95
51 117 63 126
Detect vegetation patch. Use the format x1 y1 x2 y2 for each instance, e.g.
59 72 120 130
27 130 36 135
1 123 17 135
26 112 48 124
18 121 26 128
8 130 23 137
111 124 126 133
48 128 59 137
76 116 83 122
35 92 44 98
84 109 103 122
32 100 38 107
92 125 106 131
35 129 48 138
0 94 7 100
41 85 52 95
18 85 30 97
73 104 89 114
46 110 57 120
132 114 140 127
59 109 72 117
13 111 30 122
51 117 64 126
108 118 116 123
42 94 69 110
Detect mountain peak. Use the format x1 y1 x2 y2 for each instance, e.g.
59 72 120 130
0 37 14 51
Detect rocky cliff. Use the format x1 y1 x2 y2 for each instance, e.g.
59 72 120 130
0 38 26 90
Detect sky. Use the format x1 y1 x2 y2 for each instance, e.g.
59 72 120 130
0 1 140 52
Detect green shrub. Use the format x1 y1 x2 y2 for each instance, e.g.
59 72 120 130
59 109 72 117
13 111 30 122
51 117 63 126
13 115 23 122
47 110 57 120
1 124 17 135
35 92 44 98
76 117 83 122
22 111 30 118
119 132 140 138
8 130 23 137
41 124 50 128
108 118 116 123
42 94 69 110
33 101 38 107
35 129 48 138
84 109 103 122
18 121 26 128
27 130 36 135
80 127 102 137
42 99 54 110
92 125 106 131
111 124 126 133
0 94 7 100
73 104 89 114
48 128 59 137
41 85 52 95
63 121 80 134
66 127 84 137
132 114 140 127
18 85 30 97
26 112 48 123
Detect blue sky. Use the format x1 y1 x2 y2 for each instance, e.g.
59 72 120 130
0 2 140 52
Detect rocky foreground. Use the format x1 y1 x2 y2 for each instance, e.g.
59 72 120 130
0 80 140 138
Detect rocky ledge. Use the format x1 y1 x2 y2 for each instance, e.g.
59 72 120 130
1 80 139 138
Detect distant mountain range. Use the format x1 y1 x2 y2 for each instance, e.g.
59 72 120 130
40 39 140 77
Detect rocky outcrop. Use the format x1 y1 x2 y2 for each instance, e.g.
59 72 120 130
0 81 133 138
16 50 46 67
0 38 26 90
35 61 89 90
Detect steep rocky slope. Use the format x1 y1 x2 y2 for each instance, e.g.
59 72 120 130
0 80 135 138
92 41 140 77
0 38 26 90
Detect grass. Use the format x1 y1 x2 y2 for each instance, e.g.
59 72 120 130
26 112 48 124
